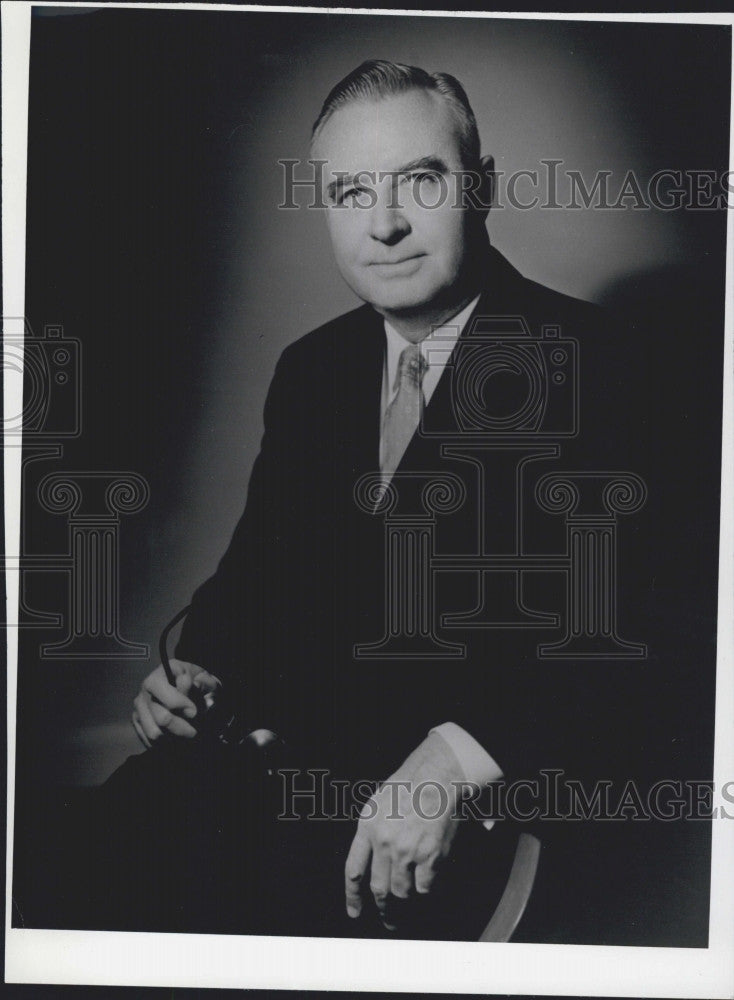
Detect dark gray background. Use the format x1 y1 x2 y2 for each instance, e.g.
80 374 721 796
17 8 730 785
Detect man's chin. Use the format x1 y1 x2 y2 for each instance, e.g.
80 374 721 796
360 277 437 316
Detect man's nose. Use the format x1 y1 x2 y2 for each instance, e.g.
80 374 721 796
368 197 410 245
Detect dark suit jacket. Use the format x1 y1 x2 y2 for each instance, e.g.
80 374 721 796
176 244 716 798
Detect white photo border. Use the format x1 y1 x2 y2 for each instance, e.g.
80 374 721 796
3 4 734 995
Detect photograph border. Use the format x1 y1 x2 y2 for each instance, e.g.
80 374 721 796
3 4 734 995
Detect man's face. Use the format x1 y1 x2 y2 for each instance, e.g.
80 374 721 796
313 89 477 319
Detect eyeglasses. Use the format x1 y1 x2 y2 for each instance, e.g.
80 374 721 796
158 605 287 769
158 604 248 746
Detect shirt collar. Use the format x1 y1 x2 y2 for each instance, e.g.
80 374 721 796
383 293 481 404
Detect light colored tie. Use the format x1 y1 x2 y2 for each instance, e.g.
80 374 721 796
380 343 428 480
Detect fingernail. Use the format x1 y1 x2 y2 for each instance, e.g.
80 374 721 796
184 706 197 718
346 905 359 918
383 922 397 932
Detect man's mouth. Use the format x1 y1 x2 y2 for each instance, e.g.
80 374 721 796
369 253 426 269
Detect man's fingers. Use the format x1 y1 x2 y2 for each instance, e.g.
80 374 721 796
192 670 221 696
344 831 371 918
174 670 193 697
143 667 197 718
390 858 414 899
167 657 191 678
369 847 392 925
132 660 217 749
148 700 198 738
134 692 164 743
170 659 219 699
414 860 438 895
131 711 150 749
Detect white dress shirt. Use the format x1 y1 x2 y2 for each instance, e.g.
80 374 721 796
380 297 504 808
381 295 480 429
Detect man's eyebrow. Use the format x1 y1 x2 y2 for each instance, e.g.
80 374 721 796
387 155 449 177
325 155 449 201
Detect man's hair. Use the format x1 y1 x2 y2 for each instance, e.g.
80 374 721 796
311 59 481 167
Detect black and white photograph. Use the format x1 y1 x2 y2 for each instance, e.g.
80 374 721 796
3 3 734 994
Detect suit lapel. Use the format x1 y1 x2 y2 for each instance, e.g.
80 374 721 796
334 246 530 481
396 247 514 475
332 303 385 478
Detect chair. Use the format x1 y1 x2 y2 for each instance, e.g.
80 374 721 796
479 832 541 941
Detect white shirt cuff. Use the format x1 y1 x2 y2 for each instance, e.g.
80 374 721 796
429 722 503 830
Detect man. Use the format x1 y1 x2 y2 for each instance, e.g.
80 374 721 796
112 60 687 941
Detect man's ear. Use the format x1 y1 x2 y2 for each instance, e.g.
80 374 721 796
477 154 495 217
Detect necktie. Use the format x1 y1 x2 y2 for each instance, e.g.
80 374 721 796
380 342 428 481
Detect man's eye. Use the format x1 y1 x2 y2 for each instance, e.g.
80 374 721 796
339 187 366 205
401 171 441 187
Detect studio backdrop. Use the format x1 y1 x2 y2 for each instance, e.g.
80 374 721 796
10 7 729 949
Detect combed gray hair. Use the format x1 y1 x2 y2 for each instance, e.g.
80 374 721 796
311 59 481 167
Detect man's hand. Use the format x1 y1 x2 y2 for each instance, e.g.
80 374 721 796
344 731 466 929
131 658 221 748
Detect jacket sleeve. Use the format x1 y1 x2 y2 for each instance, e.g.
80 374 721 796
174 344 299 736
443 298 710 794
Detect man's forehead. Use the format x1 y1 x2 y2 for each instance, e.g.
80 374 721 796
313 89 462 174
